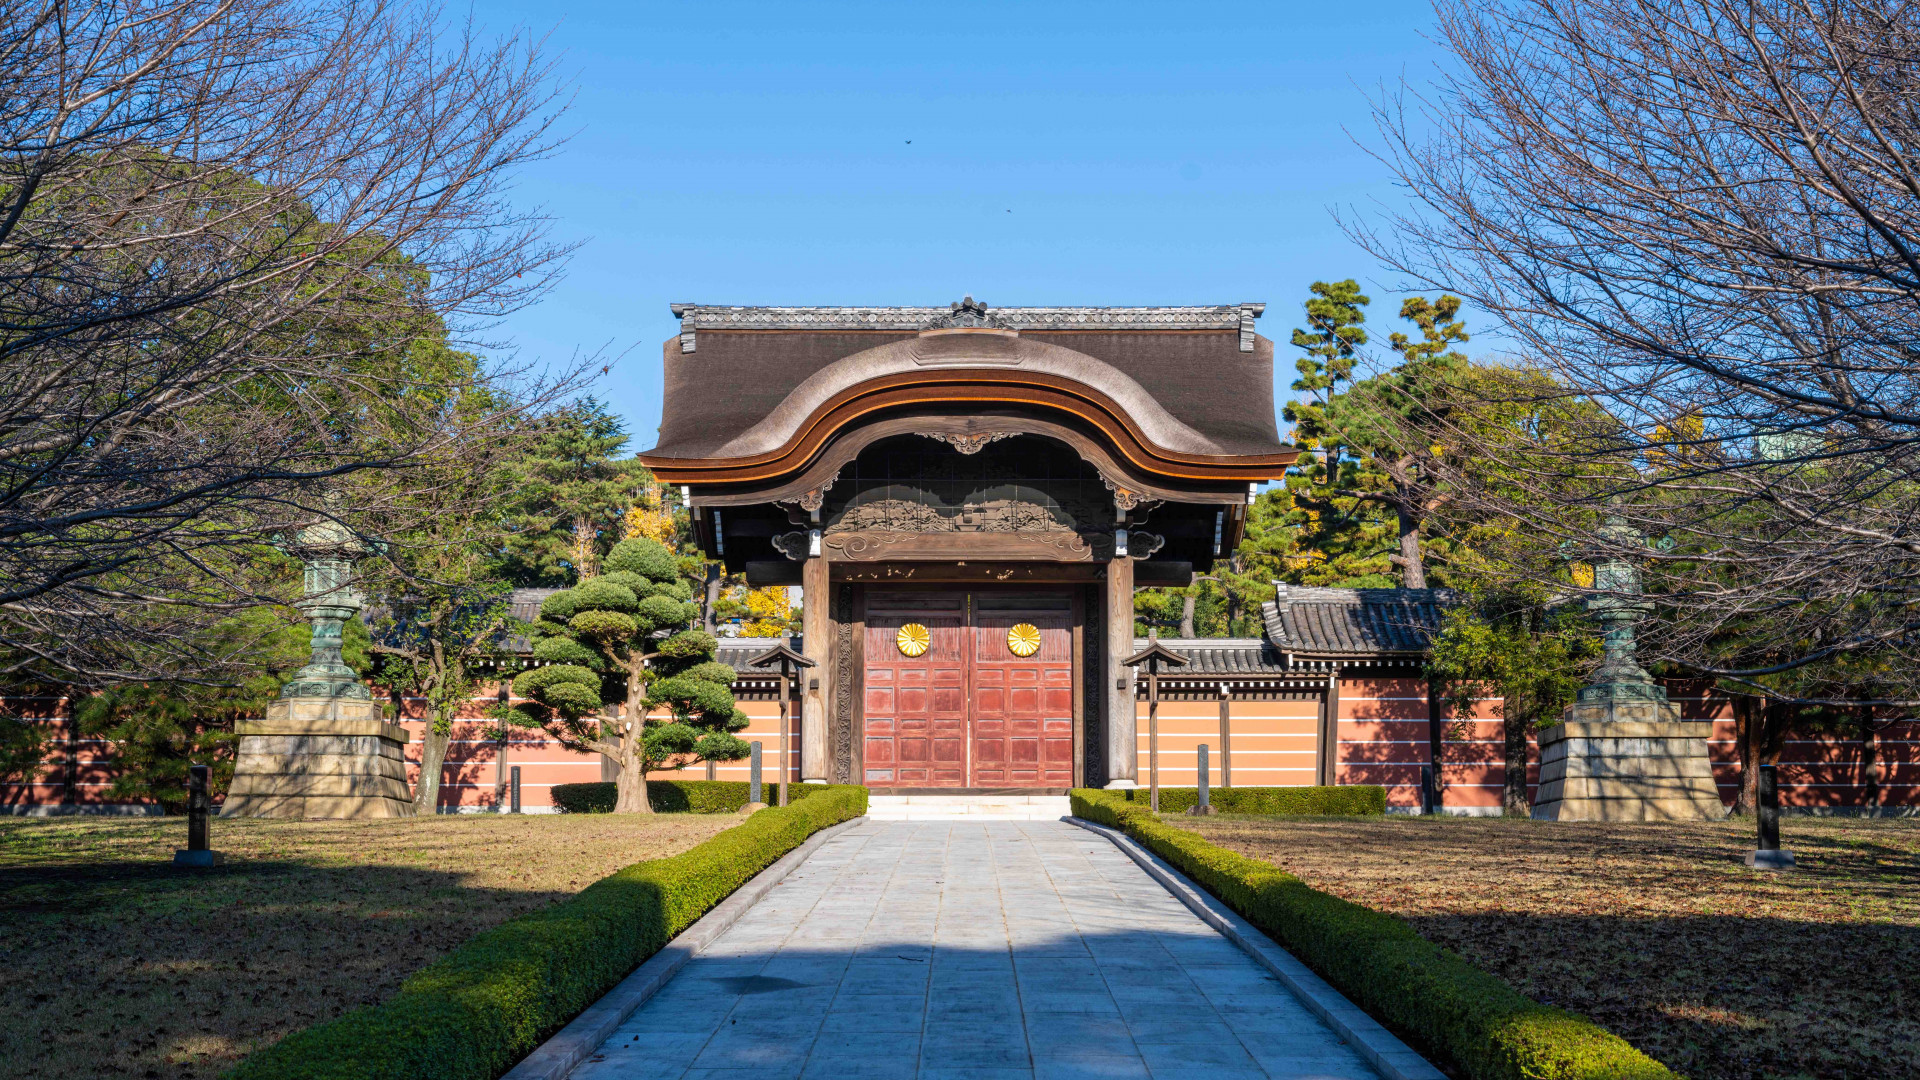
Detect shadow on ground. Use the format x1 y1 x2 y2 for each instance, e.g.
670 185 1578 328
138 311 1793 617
1 854 577 1080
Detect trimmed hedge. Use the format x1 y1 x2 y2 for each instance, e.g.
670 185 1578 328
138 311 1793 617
226 785 869 1080
1110 784 1385 816
1071 789 1674 1080
549 779 829 815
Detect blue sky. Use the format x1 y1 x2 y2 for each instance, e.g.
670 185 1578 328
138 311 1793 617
464 0 1456 451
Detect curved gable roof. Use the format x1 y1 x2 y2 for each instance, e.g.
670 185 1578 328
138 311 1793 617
643 303 1289 469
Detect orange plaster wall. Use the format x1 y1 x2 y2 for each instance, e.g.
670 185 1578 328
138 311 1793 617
1131 699 1318 788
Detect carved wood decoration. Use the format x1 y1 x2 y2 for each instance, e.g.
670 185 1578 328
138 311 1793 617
832 582 855 784
825 531 1107 563
923 431 1016 455
771 531 809 561
1102 475 1142 511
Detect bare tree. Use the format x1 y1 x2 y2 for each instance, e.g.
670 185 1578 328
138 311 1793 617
1355 0 1920 705
0 0 578 687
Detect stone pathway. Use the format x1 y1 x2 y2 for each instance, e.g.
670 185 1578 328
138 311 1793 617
570 820 1383 1080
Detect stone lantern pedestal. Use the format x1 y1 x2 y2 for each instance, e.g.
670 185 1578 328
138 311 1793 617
222 697 415 819
1532 692 1725 822
222 511 416 820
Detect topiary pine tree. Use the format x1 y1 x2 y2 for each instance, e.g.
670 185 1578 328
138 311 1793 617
510 536 749 813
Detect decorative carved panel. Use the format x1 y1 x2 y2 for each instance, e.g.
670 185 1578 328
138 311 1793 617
824 531 1107 563
922 431 1016 455
832 582 855 784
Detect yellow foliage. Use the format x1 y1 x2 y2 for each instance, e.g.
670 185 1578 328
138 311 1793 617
741 586 793 637
624 485 677 545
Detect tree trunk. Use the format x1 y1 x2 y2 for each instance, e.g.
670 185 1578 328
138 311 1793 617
1179 594 1196 639
413 716 451 814
1396 508 1427 589
1859 705 1882 811
703 563 722 633
572 514 598 579
613 751 651 813
1502 713 1530 816
1733 695 1790 814
609 704 654 814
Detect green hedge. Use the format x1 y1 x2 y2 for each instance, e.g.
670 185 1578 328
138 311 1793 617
1109 784 1385 816
1070 789 1673 1080
227 785 869 1080
550 779 830 815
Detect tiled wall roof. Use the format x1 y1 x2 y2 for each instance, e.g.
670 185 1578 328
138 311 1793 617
1261 584 1456 657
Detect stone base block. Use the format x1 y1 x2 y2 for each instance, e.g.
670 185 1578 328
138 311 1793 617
1531 702 1727 822
222 698 415 819
1745 849 1797 870
173 849 225 867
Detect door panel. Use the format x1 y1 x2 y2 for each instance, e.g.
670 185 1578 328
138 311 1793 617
969 608 1074 787
863 604 966 787
861 590 1074 788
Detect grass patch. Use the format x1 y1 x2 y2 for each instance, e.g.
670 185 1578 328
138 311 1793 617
226 786 867 1080
0 812 733 1080
1177 813 1920 1080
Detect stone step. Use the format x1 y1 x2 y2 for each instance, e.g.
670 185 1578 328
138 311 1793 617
865 794 1071 820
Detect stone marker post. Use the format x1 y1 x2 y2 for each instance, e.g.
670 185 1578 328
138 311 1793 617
1188 744 1214 815
1532 514 1725 821
749 742 764 809
173 764 223 866
510 766 522 815
223 509 414 818
1745 764 1796 869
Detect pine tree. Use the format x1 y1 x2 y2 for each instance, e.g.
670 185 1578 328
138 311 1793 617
1282 283 1472 589
511 537 747 813
498 399 651 587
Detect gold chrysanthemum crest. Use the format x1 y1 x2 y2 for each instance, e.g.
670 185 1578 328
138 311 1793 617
896 622 930 657
1007 622 1042 657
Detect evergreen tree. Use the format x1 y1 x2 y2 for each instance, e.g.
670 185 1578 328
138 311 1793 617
1280 281 1400 586
1282 284 1474 589
498 399 651 586
511 537 747 813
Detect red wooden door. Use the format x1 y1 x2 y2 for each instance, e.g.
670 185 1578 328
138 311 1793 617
862 590 1073 789
970 608 1074 786
863 595 967 787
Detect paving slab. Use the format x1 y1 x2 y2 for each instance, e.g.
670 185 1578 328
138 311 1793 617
566 821 1399 1080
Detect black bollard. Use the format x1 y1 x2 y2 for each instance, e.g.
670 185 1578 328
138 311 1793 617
173 764 223 867
1745 763 1796 869
510 766 521 814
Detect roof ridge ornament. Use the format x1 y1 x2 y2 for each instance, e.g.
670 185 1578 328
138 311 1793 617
921 296 1014 331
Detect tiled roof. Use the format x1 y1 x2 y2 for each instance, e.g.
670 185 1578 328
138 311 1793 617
669 303 1262 332
1128 638 1291 675
1261 584 1455 657
717 637 805 676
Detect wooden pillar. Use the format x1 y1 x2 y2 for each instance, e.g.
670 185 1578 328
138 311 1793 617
800 547 830 783
1105 554 1137 786
1218 683 1232 789
1317 667 1341 786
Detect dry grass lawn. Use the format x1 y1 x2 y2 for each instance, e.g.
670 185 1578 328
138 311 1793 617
1175 813 1920 1080
0 812 736 1080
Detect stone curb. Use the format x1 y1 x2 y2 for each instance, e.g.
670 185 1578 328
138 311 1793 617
501 814 868 1080
1067 816 1448 1080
